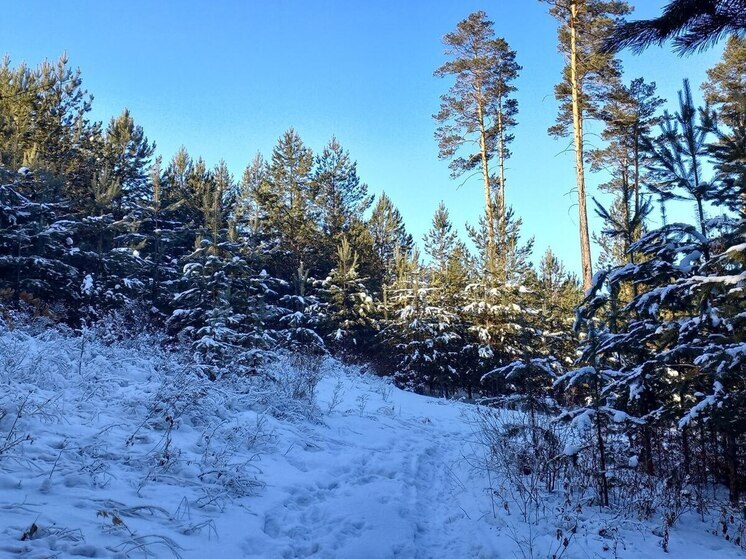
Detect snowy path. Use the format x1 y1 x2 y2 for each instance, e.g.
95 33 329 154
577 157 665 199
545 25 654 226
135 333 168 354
241 375 501 559
1 334 743 559
193 370 746 559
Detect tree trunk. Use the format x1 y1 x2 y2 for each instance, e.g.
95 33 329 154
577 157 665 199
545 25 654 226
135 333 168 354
642 425 654 476
633 123 641 222
497 96 506 227
569 0 593 290
682 424 691 477
382 284 389 321
727 432 740 506
596 410 609 507
477 101 496 281
496 96 507 281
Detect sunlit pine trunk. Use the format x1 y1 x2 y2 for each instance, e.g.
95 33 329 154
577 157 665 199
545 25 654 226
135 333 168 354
496 94 507 282
569 0 593 290
477 100 496 282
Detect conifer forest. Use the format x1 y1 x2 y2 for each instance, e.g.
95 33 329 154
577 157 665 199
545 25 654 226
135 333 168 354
0 2 744 558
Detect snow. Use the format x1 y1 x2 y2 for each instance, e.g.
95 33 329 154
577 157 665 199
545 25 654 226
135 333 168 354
80 274 94 295
677 249 702 273
690 272 746 286
0 326 743 559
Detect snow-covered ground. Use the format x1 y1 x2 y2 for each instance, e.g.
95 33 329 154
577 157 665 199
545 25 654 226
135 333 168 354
0 325 742 558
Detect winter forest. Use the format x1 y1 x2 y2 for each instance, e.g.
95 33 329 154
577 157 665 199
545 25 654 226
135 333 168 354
0 1 744 558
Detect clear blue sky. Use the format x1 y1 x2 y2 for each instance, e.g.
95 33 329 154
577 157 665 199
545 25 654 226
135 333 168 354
3 1 724 277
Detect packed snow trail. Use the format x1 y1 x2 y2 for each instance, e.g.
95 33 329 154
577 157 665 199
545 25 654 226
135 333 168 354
1 330 743 558
244 375 500 559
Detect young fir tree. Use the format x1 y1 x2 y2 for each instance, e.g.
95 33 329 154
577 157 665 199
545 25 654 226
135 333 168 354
262 129 320 285
0 169 81 317
311 136 374 275
367 192 413 295
644 79 713 238
102 108 156 210
315 237 375 356
434 11 520 279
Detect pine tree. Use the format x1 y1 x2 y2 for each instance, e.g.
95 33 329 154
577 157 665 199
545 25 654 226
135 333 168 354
703 36 746 128
434 11 521 278
423 202 468 306
605 0 746 54
589 79 661 281
542 0 632 289
462 210 536 396
235 153 270 238
382 247 462 396
122 157 183 317
568 65 745 498
0 170 81 317
424 203 458 279
166 162 248 377
0 54 98 201
590 78 664 266
535 248 582 364
702 36 746 217
466 207 534 284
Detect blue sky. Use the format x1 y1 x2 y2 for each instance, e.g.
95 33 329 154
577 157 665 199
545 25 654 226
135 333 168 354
3 1 724 276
